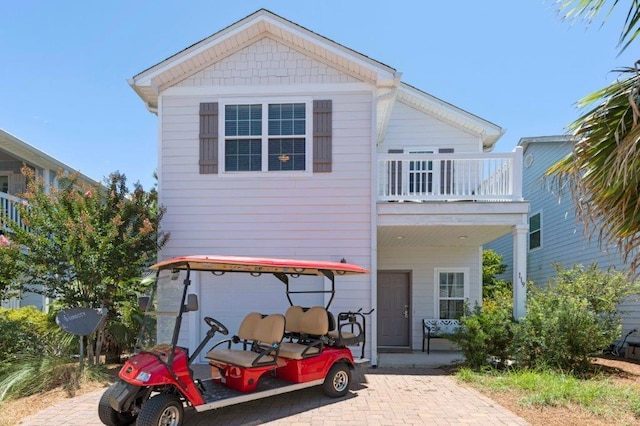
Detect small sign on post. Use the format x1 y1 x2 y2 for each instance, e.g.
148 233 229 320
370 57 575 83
56 307 108 370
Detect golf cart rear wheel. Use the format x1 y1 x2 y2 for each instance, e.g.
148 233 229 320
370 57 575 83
136 393 183 426
322 362 351 398
98 384 136 426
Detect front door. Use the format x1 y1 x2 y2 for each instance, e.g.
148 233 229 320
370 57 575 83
377 271 410 349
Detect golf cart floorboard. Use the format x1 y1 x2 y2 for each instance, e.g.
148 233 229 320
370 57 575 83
196 374 324 412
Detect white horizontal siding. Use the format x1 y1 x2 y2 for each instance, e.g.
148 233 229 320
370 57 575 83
159 88 374 357
378 246 481 350
381 101 479 153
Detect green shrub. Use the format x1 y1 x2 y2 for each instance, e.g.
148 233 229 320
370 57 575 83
450 289 515 369
511 264 637 372
0 306 73 364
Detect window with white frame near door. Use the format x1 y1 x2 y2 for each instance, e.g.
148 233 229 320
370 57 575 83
435 268 468 320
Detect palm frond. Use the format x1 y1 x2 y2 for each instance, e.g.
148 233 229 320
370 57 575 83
558 0 640 53
547 64 640 275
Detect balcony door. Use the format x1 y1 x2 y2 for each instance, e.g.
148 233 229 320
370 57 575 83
406 147 436 196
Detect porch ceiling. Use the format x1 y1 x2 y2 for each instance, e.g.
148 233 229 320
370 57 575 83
378 224 513 248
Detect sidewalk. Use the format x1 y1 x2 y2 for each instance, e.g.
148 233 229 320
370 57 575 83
20 364 528 425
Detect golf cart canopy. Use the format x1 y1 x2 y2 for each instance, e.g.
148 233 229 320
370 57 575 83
150 255 369 276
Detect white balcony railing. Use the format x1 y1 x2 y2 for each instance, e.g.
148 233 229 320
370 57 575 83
377 147 523 202
1 192 25 231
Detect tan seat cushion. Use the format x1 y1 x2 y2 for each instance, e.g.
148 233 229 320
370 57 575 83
328 330 357 340
206 348 275 368
279 341 321 360
205 312 285 367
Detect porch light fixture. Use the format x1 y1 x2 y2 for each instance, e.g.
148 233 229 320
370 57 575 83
458 236 468 240
396 236 405 240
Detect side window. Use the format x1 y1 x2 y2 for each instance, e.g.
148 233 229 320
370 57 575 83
529 212 542 250
436 269 467 320
222 102 307 173
0 175 8 193
199 100 331 175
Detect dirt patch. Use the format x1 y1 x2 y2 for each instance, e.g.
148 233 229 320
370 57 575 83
0 365 120 426
469 355 640 426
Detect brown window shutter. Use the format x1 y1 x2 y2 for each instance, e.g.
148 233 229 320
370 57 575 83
439 148 454 194
199 102 219 174
313 100 332 173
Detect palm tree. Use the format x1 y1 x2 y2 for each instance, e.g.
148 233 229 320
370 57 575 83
547 0 640 273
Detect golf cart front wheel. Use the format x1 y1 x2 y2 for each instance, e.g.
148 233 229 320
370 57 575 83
136 393 184 426
322 362 351 398
98 383 136 426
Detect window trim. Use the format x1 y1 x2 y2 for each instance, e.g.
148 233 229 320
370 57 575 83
529 211 542 252
434 267 469 320
218 97 313 176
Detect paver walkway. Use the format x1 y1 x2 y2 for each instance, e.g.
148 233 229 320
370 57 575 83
20 367 528 425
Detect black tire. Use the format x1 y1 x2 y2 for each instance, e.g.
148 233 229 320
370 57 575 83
322 362 351 398
98 384 136 426
136 393 184 426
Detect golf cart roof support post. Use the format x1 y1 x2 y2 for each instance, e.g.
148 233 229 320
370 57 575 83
320 270 336 310
168 265 192 366
273 272 294 306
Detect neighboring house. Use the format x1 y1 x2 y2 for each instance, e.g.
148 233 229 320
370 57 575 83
0 128 97 311
128 9 529 364
487 135 639 344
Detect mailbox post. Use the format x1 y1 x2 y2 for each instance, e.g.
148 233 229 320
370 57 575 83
56 307 108 369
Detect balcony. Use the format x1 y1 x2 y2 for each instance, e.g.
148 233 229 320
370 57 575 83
1 191 25 231
377 147 523 203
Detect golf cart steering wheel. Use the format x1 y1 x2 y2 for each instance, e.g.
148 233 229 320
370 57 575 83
204 316 229 335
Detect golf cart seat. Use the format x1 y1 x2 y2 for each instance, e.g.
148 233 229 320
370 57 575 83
327 312 364 347
206 312 285 368
279 306 328 359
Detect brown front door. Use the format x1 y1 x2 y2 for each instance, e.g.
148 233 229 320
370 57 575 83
377 271 410 348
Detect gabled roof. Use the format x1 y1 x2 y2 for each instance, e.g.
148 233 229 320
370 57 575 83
129 9 504 149
129 9 400 112
518 135 574 152
0 129 98 185
396 83 504 150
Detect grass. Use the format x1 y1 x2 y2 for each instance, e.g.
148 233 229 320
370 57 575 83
456 367 640 419
0 356 110 403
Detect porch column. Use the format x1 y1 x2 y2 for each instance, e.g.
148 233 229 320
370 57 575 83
512 224 528 319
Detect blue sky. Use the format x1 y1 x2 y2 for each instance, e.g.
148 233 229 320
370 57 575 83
1 1 636 189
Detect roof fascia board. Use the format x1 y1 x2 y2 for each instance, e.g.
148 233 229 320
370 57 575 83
0 129 99 185
518 135 574 152
133 10 397 88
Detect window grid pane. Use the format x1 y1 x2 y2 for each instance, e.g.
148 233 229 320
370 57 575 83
268 103 306 136
225 104 262 136
225 139 261 171
268 138 306 171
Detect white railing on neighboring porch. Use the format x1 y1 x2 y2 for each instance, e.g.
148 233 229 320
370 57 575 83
1 191 25 230
377 147 523 202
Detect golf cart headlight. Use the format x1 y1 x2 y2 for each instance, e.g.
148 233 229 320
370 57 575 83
135 371 151 382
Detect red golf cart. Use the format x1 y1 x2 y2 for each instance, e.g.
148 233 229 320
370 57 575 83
98 255 371 426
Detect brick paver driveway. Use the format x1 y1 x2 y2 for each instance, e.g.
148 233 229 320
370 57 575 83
20 366 528 425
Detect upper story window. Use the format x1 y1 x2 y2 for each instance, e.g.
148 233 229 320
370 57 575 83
529 212 541 251
223 102 307 173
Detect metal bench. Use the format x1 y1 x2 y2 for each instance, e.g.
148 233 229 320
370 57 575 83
422 319 460 354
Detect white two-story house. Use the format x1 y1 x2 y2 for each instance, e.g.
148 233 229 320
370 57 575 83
129 9 529 364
